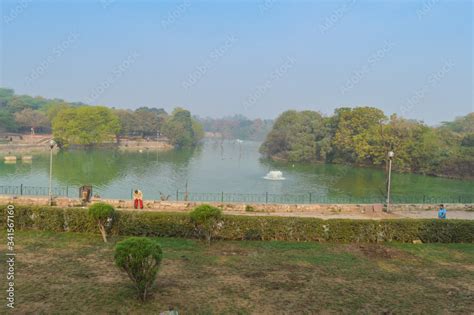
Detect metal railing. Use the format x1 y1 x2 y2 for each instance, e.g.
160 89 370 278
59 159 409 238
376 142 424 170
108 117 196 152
0 185 70 197
175 190 473 204
0 185 472 204
176 191 383 204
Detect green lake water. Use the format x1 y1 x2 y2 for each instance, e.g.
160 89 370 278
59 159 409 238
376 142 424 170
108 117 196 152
0 140 472 203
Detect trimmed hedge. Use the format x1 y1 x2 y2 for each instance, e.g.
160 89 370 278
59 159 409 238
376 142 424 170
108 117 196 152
1 205 473 243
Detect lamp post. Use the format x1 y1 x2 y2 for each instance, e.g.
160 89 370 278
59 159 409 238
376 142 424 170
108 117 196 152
48 140 56 206
386 151 394 212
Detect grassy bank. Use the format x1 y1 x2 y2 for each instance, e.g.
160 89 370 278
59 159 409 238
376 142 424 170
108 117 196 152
2 230 473 314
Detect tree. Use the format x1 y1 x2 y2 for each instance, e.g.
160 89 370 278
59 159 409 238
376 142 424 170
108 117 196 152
189 204 223 244
115 109 139 136
43 101 71 121
52 106 121 146
0 110 17 132
0 88 14 109
441 113 474 134
115 107 168 137
260 110 299 160
0 88 14 99
461 133 474 147
260 110 329 162
135 109 163 137
14 109 50 133
162 107 203 147
136 106 167 116
88 203 115 242
192 119 205 141
114 237 163 301
331 107 387 164
197 115 274 141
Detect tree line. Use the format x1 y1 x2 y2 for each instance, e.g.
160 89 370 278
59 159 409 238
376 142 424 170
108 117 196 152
0 88 203 147
198 114 273 141
260 107 474 179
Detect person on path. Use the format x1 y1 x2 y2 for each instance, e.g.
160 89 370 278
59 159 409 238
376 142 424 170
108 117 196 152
438 204 447 219
133 189 144 209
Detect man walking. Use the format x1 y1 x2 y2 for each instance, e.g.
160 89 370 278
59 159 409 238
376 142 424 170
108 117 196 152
438 204 447 219
133 189 144 209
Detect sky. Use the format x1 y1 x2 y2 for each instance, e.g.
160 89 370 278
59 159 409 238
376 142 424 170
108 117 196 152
0 0 472 125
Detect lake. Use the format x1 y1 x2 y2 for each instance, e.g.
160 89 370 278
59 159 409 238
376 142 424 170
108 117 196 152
1 140 473 203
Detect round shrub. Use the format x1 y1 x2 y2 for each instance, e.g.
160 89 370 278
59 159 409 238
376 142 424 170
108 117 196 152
88 202 115 242
189 204 223 244
114 237 163 301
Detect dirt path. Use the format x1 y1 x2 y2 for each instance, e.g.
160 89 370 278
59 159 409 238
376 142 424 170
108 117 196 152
226 210 474 220
121 207 474 220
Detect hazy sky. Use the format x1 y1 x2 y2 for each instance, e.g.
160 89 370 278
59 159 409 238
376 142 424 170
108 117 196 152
1 0 472 124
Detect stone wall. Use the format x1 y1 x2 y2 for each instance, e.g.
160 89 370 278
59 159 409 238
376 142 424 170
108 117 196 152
1 195 472 214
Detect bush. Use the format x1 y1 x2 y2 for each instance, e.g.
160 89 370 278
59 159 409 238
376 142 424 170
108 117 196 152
88 203 115 242
189 204 223 244
114 237 163 301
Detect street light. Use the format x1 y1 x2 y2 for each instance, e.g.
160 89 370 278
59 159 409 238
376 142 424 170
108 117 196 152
386 151 395 212
48 140 56 206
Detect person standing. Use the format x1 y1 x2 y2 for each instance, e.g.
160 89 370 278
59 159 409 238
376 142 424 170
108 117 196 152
133 189 144 209
438 204 447 219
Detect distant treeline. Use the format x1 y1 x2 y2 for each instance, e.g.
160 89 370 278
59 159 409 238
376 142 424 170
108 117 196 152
0 88 203 148
198 115 273 141
260 107 474 179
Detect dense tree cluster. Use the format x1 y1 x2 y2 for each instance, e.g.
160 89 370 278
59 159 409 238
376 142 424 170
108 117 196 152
261 107 474 179
53 106 121 146
198 114 273 141
162 108 204 148
0 88 203 147
0 87 83 133
114 107 167 138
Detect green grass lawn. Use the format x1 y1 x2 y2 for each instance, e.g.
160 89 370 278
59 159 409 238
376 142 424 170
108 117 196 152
2 230 473 314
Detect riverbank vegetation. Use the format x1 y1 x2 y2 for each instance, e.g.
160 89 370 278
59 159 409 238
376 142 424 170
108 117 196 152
3 229 473 313
0 88 203 147
261 107 474 179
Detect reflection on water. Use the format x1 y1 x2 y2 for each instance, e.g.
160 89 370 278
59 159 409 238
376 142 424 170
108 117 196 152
0 139 473 200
